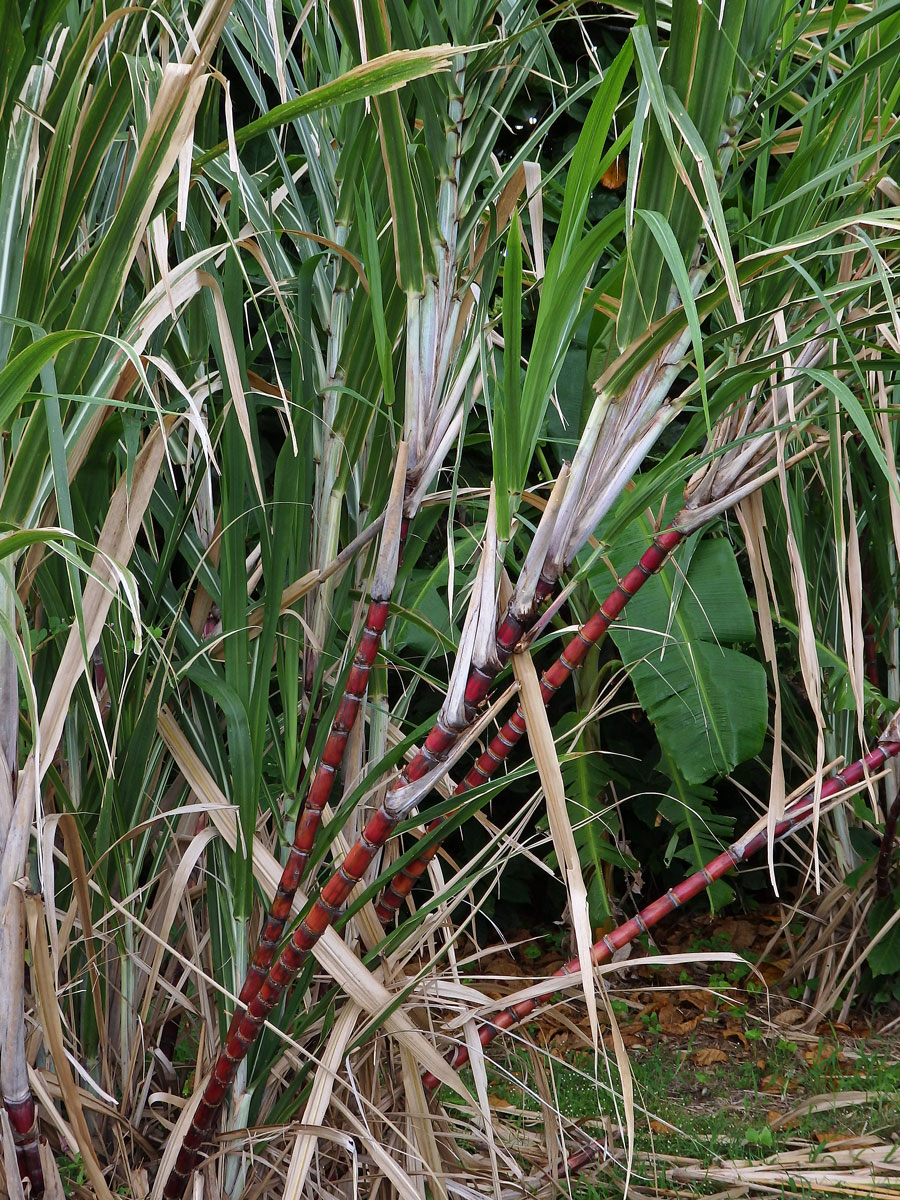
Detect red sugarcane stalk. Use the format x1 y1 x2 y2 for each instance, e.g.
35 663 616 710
375 524 686 923
222 448 413 1048
162 803 403 1197
875 787 900 900
163 588 548 1198
421 735 900 1090
225 581 400 1037
6 1095 43 1196
290 502 411 868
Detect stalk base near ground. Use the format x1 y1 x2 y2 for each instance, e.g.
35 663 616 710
163 592 544 1196
163 803 401 1197
6 1095 43 1197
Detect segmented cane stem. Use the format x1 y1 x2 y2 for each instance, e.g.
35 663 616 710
6 1095 43 1197
421 738 900 1088
163 587 544 1196
375 526 684 922
225 590 399 1043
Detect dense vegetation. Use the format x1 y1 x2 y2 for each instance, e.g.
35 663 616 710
3 0 900 1195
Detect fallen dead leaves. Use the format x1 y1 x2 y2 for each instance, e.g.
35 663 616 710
466 906 900 1200
671 1135 900 1198
691 1047 729 1067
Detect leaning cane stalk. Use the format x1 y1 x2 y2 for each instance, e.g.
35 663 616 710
223 447 411 1040
422 716 900 1089
162 501 508 1198
239 337 477 993
376 331 832 922
375 522 686 922
225 325 477 1038
225 58 480 1036
171 322 703 1185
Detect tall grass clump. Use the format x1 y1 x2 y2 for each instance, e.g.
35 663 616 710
4 1 900 1197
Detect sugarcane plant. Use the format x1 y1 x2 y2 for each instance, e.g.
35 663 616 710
161 0 900 1189
164 68 720 1197
7 0 900 1198
374 335 833 924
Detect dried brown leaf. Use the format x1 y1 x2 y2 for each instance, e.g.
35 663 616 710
692 1047 728 1067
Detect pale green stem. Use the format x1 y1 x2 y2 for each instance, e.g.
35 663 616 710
121 864 135 1096
225 928 250 1199
0 888 28 1121
0 546 26 1124
419 280 438 423
310 458 345 668
0 557 16 848
432 295 462 407
404 292 425 473
224 1088 253 1198
310 259 350 665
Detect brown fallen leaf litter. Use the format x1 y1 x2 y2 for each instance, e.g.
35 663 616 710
451 905 900 1197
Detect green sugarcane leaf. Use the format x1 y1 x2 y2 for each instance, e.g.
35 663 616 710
621 24 684 341
40 358 89 668
363 10 427 293
555 39 633 265
50 52 133 283
0 330 97 433
357 180 395 410
552 713 628 925
664 90 743 326
393 561 458 656
195 46 455 170
59 36 234 392
185 660 255 915
657 752 735 909
2 399 48 523
596 202 900 406
520 206 625 464
0 56 46 369
22 17 144 336
599 534 768 784
0 2 25 132
619 3 746 347
803 367 896 498
510 41 631 492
